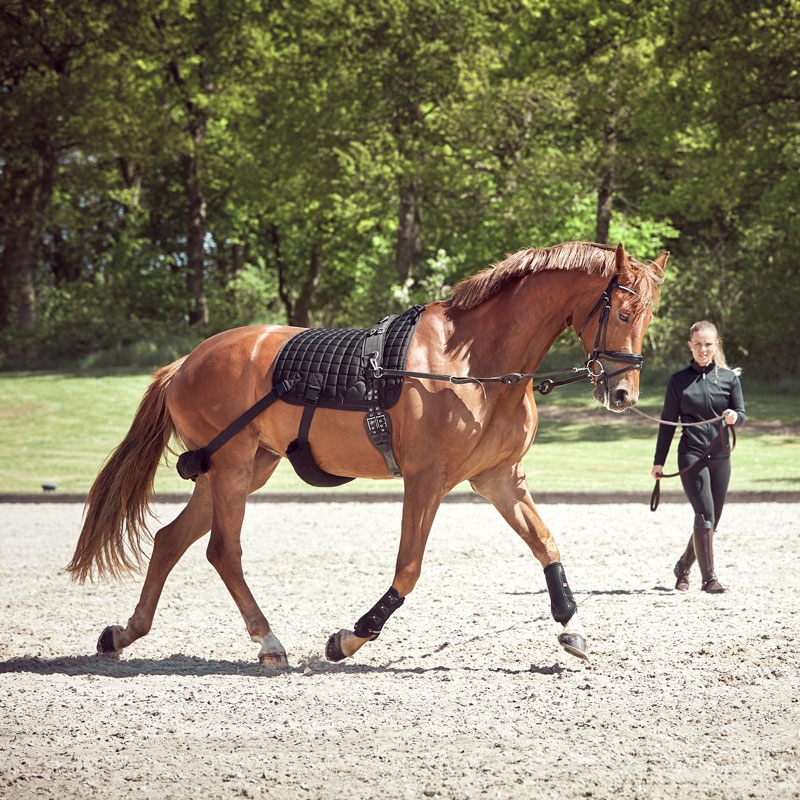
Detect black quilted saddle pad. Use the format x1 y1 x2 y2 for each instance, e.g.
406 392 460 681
273 305 423 411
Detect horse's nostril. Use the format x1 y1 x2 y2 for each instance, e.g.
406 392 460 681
611 388 629 407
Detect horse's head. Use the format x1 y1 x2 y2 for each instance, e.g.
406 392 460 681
576 243 668 411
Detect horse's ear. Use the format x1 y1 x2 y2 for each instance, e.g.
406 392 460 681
614 242 629 274
652 251 669 275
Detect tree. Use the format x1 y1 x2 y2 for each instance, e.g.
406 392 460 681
0 0 121 327
2 0 798 375
647 0 800 373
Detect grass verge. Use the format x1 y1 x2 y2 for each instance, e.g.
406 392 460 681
1 370 797 497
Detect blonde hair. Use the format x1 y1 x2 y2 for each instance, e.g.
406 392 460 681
688 320 741 375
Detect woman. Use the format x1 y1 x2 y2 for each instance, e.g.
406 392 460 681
651 320 746 593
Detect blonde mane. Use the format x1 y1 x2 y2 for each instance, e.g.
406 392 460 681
447 242 663 317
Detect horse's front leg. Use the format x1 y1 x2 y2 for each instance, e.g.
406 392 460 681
470 462 589 661
326 476 443 662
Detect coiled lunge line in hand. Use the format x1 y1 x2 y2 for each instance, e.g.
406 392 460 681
629 408 735 511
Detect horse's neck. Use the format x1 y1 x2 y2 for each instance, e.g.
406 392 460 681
445 271 593 375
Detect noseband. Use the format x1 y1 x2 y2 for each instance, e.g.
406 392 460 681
577 274 644 385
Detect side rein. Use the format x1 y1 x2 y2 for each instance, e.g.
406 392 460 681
372 273 646 398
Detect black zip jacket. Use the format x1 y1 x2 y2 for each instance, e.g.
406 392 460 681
653 360 746 465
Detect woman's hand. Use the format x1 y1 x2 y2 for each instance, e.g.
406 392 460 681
651 465 664 480
723 409 738 425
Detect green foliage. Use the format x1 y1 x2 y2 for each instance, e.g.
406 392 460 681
1 0 798 373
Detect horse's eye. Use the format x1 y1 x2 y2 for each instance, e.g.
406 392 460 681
618 312 630 323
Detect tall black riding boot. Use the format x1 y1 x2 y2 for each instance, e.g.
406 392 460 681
692 514 726 593
673 535 695 591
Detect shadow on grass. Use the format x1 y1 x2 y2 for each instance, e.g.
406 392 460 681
534 422 657 444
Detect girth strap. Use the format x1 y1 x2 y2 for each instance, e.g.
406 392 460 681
285 379 356 488
364 412 401 478
298 380 322 443
362 315 402 478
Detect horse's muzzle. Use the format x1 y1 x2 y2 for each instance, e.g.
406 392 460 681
587 354 642 411
608 385 637 410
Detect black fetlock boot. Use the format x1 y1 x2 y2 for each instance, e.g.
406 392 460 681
693 515 726 594
673 535 695 591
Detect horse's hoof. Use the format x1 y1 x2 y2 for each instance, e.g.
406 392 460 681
325 630 348 662
558 631 589 661
256 631 288 667
258 651 289 668
96 625 123 655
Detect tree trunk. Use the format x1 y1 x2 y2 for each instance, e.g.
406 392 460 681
183 149 209 327
230 243 245 279
292 242 321 328
272 224 294 323
595 81 617 246
117 157 143 208
272 223 321 327
0 154 55 328
0 229 39 328
395 178 422 285
166 40 211 328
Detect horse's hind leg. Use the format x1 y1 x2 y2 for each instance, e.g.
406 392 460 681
204 449 288 667
470 461 589 661
97 449 282 661
97 479 214 656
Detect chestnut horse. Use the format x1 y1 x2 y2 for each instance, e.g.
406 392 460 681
67 242 667 665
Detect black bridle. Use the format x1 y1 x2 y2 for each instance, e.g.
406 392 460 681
576 274 644 389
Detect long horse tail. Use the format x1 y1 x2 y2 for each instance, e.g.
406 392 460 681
65 360 184 583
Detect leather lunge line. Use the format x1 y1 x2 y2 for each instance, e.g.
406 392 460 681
649 423 735 512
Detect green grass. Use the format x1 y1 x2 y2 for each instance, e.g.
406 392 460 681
1 370 797 497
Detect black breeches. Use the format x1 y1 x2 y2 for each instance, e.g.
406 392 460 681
678 454 731 529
